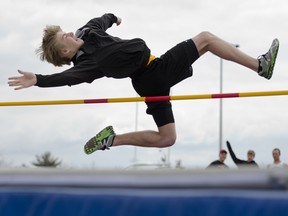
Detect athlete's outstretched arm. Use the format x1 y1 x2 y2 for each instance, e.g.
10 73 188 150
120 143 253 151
116 17 122 26
8 70 36 90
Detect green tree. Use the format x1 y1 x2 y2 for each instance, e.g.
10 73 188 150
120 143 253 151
0 154 11 167
32 151 62 167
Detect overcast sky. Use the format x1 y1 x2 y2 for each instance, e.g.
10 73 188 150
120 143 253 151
1 0 288 169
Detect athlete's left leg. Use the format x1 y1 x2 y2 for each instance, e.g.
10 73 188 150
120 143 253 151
192 31 279 80
192 31 259 72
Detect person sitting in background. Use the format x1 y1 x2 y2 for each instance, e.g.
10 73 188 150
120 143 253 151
267 148 288 169
226 141 258 168
207 149 229 169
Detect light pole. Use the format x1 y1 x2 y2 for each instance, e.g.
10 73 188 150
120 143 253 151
219 58 223 150
219 44 239 150
133 100 139 163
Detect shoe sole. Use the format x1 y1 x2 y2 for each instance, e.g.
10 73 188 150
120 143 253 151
84 138 96 155
84 126 115 155
267 39 279 80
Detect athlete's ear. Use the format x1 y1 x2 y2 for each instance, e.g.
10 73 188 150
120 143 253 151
60 49 70 57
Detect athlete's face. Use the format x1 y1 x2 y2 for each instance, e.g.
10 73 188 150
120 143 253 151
56 30 83 57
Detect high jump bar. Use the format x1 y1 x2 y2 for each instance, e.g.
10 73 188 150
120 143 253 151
1 90 288 107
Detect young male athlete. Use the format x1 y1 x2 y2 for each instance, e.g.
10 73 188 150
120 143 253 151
8 13 279 155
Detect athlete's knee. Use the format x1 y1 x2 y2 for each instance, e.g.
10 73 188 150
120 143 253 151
198 31 215 41
157 123 176 147
193 31 216 55
158 135 176 148
198 32 217 49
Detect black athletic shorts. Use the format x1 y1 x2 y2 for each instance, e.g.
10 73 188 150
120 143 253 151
131 39 199 127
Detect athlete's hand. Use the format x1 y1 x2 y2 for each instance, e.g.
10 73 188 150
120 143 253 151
8 70 37 90
116 17 122 26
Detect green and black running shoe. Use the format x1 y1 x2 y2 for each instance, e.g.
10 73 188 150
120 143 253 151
84 126 115 155
258 38 279 80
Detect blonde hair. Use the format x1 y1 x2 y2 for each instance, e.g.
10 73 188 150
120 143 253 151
36 25 71 67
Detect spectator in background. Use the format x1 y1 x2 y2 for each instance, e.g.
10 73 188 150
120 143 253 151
207 149 229 169
226 141 258 168
267 148 288 169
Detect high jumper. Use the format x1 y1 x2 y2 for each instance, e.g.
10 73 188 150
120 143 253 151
7 13 279 155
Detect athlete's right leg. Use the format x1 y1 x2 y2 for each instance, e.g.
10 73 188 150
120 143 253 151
84 123 177 155
113 123 176 148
